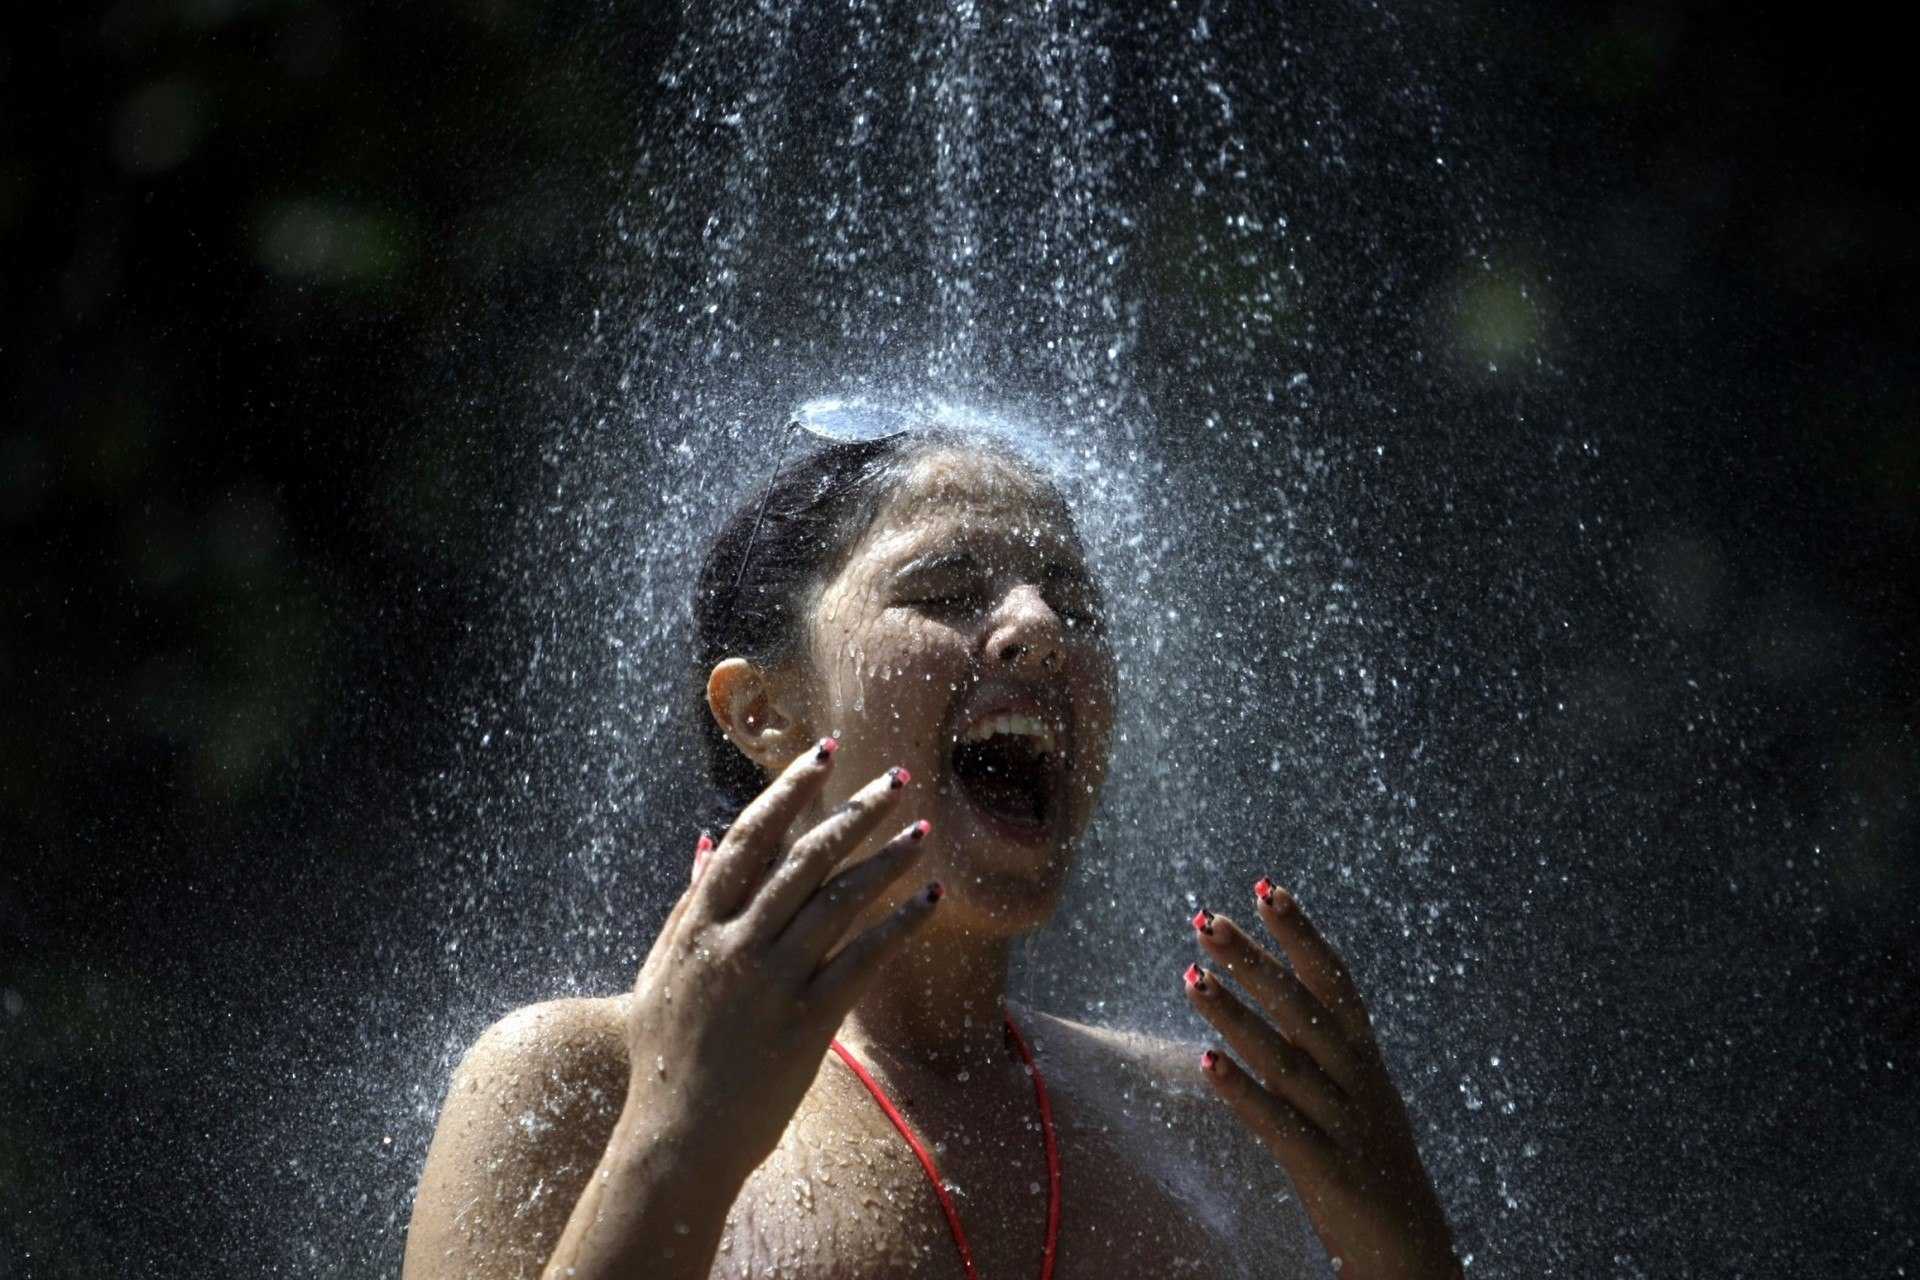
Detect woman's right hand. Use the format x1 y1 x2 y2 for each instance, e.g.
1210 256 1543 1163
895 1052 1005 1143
623 737 938 1182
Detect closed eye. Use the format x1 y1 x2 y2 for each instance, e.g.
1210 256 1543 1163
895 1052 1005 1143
903 593 983 613
902 589 1103 626
1046 586 1105 631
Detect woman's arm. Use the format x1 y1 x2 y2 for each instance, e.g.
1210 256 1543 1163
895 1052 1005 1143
1185 887 1460 1280
538 1025 750 1280
402 998 748 1280
404 742 942 1279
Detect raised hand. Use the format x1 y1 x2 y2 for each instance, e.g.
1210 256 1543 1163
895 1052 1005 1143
1183 883 1461 1280
628 738 942 1184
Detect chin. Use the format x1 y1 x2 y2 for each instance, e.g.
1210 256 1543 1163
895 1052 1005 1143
928 781 1079 934
938 859 1072 936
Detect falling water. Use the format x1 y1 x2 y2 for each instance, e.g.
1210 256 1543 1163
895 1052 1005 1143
27 3 1909 1278
437 3 1909 1274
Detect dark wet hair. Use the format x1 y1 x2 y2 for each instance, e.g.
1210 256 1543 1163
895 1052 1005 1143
690 426 1064 819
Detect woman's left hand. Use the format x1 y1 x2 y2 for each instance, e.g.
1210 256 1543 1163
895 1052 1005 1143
1183 883 1461 1280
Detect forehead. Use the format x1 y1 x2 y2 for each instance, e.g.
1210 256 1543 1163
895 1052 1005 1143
847 450 1080 572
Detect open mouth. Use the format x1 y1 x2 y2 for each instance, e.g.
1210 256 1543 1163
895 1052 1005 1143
950 711 1060 831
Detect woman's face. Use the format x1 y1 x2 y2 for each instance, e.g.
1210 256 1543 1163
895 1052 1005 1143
797 449 1116 931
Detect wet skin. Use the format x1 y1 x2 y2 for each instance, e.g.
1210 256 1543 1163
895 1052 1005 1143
723 448 1119 946
403 451 1458 1280
1184 894 1461 1279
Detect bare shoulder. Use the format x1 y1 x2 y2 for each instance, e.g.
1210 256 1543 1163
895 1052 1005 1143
440 995 633 1148
464 995 630 1087
1021 1006 1328 1272
403 996 632 1280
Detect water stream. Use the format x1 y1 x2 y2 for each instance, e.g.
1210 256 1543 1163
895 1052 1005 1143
390 3 1904 1274
17 3 1909 1277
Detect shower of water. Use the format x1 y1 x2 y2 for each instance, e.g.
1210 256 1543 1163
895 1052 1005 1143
103 3 1909 1278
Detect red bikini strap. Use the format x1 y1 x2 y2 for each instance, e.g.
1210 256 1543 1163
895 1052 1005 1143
828 1037 981 1280
1002 1016 1060 1280
828 1013 1061 1280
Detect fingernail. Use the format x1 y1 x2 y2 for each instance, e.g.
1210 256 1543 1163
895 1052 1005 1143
1183 962 1207 992
1200 1048 1219 1073
910 819 932 840
1253 877 1275 905
888 765 911 789
816 736 839 761
1191 908 1215 936
696 831 715 855
925 881 944 904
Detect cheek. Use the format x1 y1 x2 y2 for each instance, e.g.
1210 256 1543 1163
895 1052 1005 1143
820 615 973 741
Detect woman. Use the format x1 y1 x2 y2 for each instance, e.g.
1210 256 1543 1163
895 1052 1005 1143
403 424 1461 1280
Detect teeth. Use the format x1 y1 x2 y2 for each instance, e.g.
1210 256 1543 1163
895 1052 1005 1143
959 712 1057 754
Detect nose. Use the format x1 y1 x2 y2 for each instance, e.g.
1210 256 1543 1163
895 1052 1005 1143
986 584 1065 674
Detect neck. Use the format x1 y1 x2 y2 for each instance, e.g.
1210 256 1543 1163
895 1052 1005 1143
837 922 1018 1081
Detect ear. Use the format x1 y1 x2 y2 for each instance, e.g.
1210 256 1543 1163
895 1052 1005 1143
706 658 813 773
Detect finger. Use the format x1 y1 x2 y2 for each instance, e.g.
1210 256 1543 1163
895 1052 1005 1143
693 736 839 922
1184 961 1354 1144
1191 905 1363 1092
1197 1044 1344 1185
659 832 716 942
771 819 931 962
802 881 944 1023
1252 885 1371 1038
744 766 912 933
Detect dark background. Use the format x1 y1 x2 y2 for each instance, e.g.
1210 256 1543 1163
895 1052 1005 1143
3 1 1915 1275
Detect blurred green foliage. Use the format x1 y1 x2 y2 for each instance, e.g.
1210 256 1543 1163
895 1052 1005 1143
1 0 660 846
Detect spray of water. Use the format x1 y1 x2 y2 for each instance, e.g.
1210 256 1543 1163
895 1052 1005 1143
142 4 1908 1277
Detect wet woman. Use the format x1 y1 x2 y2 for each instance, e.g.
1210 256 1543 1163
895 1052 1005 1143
402 425 1461 1280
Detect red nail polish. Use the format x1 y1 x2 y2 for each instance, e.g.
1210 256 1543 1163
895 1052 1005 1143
1253 877 1275 904
1200 1049 1219 1072
925 881 944 903
1192 908 1215 936
695 832 715 855
1183 962 1206 992
889 765 911 788
816 736 839 761
910 819 932 839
